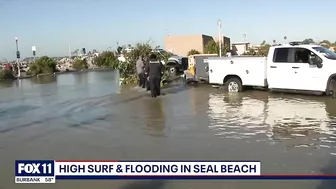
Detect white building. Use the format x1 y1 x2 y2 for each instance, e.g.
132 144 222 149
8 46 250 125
232 42 250 55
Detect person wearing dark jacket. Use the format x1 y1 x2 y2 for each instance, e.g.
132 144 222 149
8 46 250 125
146 54 164 98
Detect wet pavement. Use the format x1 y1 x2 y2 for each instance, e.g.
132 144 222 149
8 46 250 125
0 70 336 189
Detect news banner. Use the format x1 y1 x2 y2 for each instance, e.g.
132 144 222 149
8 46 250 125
15 160 336 183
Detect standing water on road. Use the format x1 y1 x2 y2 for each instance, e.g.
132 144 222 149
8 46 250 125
0 70 336 189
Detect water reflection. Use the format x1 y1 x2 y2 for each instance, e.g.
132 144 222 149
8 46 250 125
56 73 76 86
208 92 336 155
30 76 58 98
73 72 89 85
31 75 57 84
143 98 166 137
0 80 17 88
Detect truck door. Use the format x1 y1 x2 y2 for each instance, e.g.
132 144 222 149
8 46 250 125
268 47 297 89
290 48 324 91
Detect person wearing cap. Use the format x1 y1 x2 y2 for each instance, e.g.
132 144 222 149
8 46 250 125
146 53 164 98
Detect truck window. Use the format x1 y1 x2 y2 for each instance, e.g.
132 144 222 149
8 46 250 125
181 57 189 70
292 48 322 64
273 48 289 63
293 48 310 63
312 46 336 60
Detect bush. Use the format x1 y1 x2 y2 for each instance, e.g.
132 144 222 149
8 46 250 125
73 58 88 70
122 74 138 84
0 69 15 80
93 51 119 68
93 43 174 84
28 56 57 76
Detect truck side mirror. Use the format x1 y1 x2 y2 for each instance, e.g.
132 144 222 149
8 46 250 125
308 54 316 65
309 53 320 64
309 54 323 68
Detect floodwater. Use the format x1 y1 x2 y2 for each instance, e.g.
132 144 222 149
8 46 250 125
0 70 336 189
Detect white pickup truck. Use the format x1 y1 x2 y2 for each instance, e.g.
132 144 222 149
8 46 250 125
208 42 336 97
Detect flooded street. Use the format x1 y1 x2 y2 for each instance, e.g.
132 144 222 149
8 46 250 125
0 70 336 189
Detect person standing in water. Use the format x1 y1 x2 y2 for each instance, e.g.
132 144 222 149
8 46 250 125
136 56 145 88
146 53 164 98
142 57 150 91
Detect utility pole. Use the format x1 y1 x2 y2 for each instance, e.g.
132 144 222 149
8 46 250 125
218 19 222 57
15 37 21 78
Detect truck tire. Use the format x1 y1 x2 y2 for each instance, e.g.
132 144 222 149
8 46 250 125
225 77 243 92
331 79 336 98
327 78 336 98
170 67 177 75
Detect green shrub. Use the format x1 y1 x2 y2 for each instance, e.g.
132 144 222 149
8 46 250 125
93 51 119 68
28 56 57 76
0 69 15 80
73 58 88 70
94 43 174 84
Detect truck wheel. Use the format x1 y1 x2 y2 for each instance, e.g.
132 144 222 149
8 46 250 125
331 79 336 98
225 78 242 92
169 67 177 75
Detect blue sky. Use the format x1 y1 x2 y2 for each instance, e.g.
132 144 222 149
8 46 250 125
0 0 335 60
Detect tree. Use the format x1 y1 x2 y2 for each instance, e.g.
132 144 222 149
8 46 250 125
187 49 201 56
132 43 153 61
28 56 57 76
204 40 229 56
92 42 173 84
72 58 88 70
123 43 152 73
303 38 314 44
93 51 119 68
320 40 331 48
255 40 271 56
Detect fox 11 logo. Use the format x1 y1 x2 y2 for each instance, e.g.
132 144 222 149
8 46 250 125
15 160 55 183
